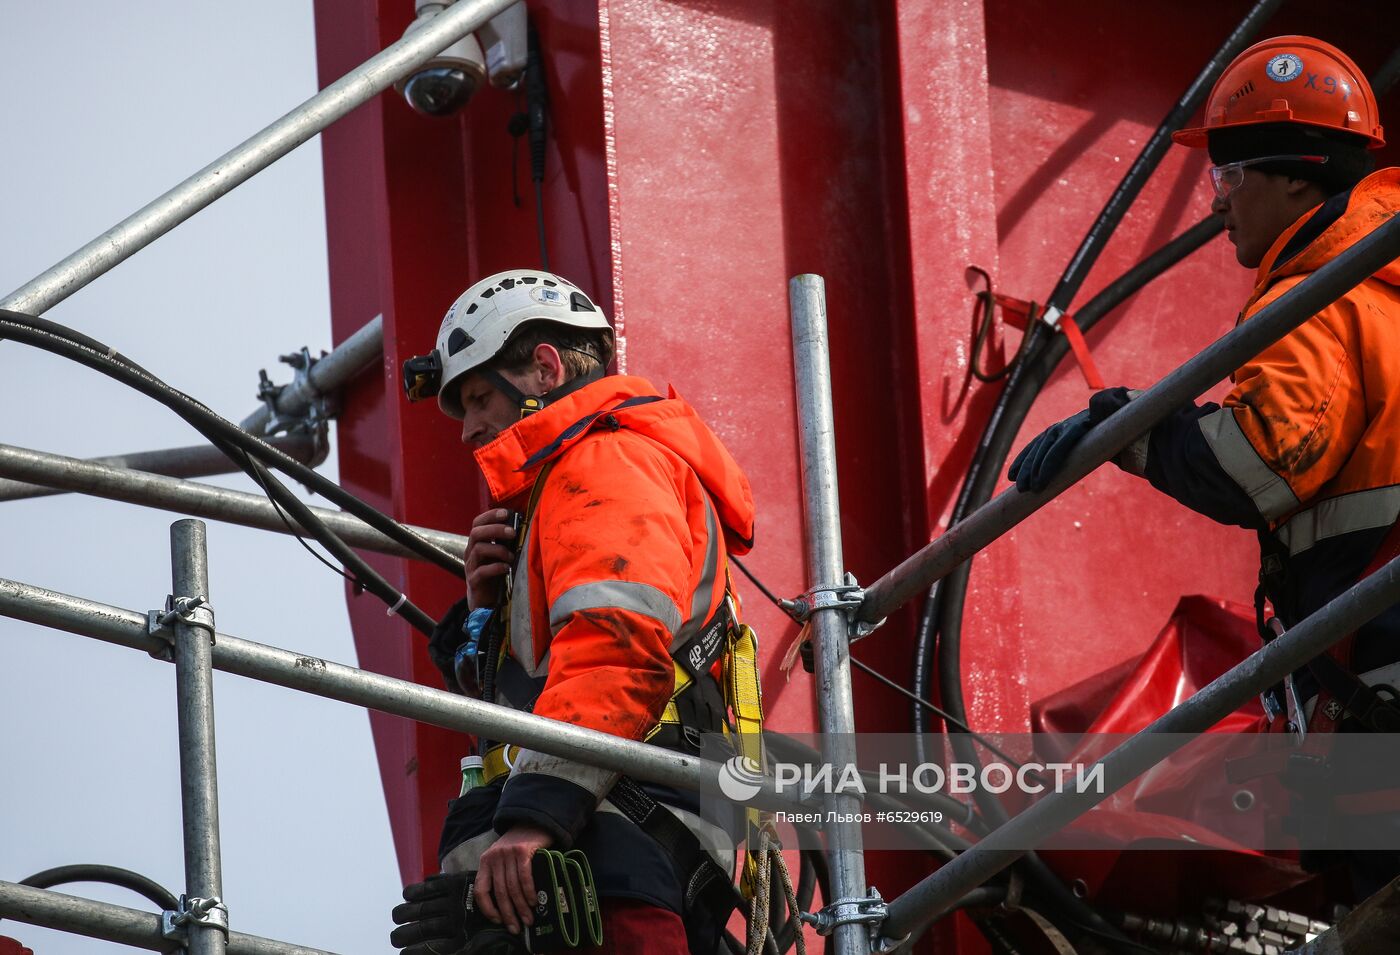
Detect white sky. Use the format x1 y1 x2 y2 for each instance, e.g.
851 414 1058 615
0 3 402 952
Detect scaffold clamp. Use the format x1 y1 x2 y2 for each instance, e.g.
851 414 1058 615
162 894 230 942
801 887 905 950
256 345 338 436
788 573 885 640
148 595 215 654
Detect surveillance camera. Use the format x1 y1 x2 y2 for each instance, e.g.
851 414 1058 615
395 3 487 117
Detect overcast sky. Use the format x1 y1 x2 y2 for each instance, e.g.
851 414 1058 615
0 4 402 952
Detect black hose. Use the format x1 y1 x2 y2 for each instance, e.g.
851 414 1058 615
1043 0 1283 314
0 309 465 581
907 0 1283 944
0 312 442 635
14 864 179 912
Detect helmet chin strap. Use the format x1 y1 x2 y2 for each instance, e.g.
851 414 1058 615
479 364 606 418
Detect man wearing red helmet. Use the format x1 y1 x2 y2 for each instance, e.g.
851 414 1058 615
1010 35 1399 891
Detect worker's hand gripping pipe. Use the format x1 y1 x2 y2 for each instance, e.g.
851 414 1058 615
859 211 1400 626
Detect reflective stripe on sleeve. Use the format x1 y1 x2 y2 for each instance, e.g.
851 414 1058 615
672 497 721 653
1198 406 1301 521
1275 484 1400 556
511 748 618 801
548 580 683 636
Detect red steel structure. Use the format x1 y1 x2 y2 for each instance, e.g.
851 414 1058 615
312 1 1398 950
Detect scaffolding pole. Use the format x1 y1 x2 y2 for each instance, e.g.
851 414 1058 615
789 275 871 955
0 433 321 503
0 881 333 955
0 0 515 316
169 520 227 955
858 211 1400 626
0 443 467 559
879 550 1400 944
0 576 807 814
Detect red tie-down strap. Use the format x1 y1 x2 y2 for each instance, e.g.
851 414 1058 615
966 267 1106 390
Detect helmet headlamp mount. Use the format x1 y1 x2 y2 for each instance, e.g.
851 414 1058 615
402 351 444 402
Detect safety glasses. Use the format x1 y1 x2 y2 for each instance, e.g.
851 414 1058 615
1208 154 1328 201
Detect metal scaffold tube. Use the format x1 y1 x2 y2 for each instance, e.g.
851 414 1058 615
0 443 468 558
788 275 871 955
0 434 321 503
880 550 1400 945
239 316 384 436
0 0 515 316
170 520 226 955
859 212 1400 626
0 576 807 814
0 881 333 955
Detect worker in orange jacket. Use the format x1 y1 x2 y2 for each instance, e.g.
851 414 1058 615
390 269 756 955
1009 36 1399 894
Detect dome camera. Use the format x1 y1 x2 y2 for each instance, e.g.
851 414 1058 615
395 2 487 117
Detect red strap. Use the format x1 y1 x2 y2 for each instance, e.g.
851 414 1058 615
987 291 1104 390
1057 316 1106 390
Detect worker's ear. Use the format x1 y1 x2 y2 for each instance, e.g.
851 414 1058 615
1284 177 1327 203
531 343 566 391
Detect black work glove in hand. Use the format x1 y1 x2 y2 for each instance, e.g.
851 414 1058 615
390 851 602 955
1007 388 1134 493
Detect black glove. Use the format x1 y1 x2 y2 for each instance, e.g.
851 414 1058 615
429 596 475 694
1007 388 1134 493
390 851 602 955
391 872 520 955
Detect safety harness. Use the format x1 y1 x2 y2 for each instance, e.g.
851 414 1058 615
1256 516 1400 737
467 396 772 941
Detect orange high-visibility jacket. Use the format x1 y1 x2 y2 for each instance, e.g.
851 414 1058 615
472 374 755 845
1131 168 1400 672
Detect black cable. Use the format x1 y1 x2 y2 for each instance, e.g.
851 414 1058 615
732 554 1018 766
851 657 1035 775
14 864 179 913
0 312 441 635
732 556 794 614
0 309 464 579
1043 0 1283 315
525 19 550 271
908 0 1283 943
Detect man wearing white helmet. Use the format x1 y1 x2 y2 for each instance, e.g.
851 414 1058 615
391 269 760 955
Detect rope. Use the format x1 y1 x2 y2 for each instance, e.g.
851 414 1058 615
746 828 774 955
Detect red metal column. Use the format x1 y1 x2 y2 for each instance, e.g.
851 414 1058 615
314 0 481 882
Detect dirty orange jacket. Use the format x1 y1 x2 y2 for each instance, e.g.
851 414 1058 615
471 374 755 845
1133 168 1400 672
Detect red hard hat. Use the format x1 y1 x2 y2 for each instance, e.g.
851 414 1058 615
1173 35 1384 149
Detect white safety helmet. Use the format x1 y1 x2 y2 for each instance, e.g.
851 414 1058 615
402 269 611 419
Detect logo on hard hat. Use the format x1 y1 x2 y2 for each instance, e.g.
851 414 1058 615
717 755 765 802
531 286 567 307
1266 53 1303 83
